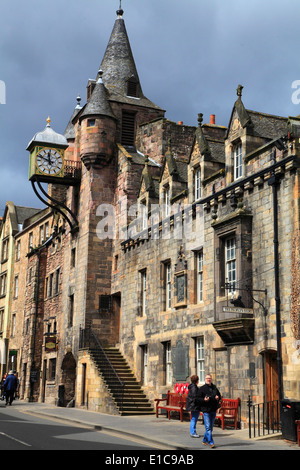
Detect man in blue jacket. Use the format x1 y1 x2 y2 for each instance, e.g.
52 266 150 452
4 371 18 406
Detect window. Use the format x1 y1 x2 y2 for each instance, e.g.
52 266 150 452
121 111 136 147
165 263 171 310
2 238 9 262
196 251 203 302
164 342 172 385
164 187 170 217
225 237 236 293
45 222 49 240
14 275 19 298
140 201 148 230
87 118 95 127
71 248 76 268
28 232 33 250
49 358 56 381
194 167 201 201
54 268 60 295
234 143 243 180
68 294 74 327
11 314 16 337
48 273 54 297
39 225 44 244
0 309 4 335
0 273 7 297
140 270 147 316
142 345 148 385
16 240 21 261
196 337 205 383
127 77 139 98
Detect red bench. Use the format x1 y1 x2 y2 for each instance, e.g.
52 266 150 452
155 391 187 421
215 398 240 430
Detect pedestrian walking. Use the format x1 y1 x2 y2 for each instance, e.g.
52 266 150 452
4 371 18 406
199 374 221 448
185 375 201 438
0 373 7 401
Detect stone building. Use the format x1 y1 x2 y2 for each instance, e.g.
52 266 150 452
1 6 299 424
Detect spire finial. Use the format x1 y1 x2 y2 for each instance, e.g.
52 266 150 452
97 69 104 83
46 116 51 127
198 113 203 126
237 84 243 98
117 0 124 17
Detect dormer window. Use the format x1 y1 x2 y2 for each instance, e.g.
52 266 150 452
126 76 139 98
234 142 243 180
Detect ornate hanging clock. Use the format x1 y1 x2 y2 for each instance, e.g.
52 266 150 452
27 117 68 183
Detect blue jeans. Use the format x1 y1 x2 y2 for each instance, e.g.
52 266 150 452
190 411 200 435
202 411 216 445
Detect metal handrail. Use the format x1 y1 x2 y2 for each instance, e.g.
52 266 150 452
248 396 281 438
79 327 125 413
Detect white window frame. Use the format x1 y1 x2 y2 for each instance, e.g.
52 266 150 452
141 270 147 316
197 251 203 302
165 342 172 385
196 336 205 383
166 263 171 310
143 345 148 385
225 237 236 293
194 167 201 201
164 187 170 217
234 143 243 180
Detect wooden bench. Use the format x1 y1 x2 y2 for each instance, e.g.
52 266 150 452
296 420 300 446
155 391 187 421
215 398 240 430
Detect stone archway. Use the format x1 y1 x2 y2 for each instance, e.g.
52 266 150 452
60 349 76 406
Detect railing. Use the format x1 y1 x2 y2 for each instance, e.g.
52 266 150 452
247 396 281 438
64 160 81 180
79 327 124 413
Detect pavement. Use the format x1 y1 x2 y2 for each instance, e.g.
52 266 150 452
1 400 299 451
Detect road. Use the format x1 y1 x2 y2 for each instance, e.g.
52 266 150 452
0 405 155 451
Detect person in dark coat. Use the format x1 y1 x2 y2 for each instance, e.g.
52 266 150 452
4 371 18 406
198 374 221 448
185 375 201 438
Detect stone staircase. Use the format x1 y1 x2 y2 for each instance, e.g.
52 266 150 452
89 347 154 416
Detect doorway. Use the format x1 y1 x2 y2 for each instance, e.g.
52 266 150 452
264 350 279 427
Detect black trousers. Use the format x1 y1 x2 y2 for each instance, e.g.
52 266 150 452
5 391 14 405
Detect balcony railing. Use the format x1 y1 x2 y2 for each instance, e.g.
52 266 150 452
64 160 81 181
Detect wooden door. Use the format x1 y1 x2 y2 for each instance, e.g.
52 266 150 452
265 351 279 427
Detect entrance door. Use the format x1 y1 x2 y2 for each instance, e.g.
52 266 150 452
265 351 279 426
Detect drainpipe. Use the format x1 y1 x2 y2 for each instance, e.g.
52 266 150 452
29 249 41 401
268 149 284 403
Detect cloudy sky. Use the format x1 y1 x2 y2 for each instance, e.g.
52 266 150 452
1 0 300 214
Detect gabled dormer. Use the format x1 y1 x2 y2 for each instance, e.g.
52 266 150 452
188 114 225 203
225 85 287 184
159 140 187 216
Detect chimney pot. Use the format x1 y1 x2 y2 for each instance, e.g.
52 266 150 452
178 121 183 125
210 114 215 125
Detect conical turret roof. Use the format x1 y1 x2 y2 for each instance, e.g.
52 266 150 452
96 9 163 110
79 71 116 121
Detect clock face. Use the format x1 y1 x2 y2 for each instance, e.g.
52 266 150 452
36 148 63 176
